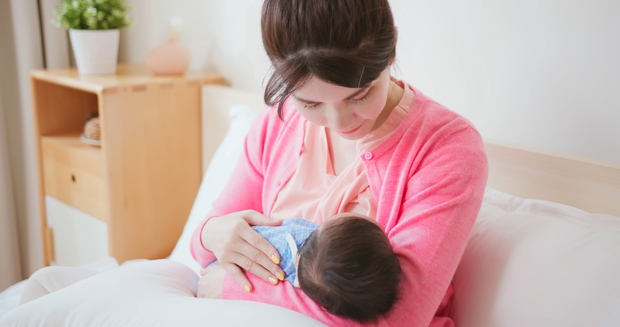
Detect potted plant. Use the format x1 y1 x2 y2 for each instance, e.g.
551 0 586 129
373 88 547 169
53 0 131 75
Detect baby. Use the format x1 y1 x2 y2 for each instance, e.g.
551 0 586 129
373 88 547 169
213 213 401 322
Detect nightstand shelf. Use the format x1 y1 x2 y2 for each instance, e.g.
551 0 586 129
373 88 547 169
30 64 227 266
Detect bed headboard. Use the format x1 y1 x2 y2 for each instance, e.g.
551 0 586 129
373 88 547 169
201 85 264 173
484 140 620 217
201 85 620 218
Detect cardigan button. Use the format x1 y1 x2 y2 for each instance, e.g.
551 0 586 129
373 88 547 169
364 152 373 160
276 181 282 187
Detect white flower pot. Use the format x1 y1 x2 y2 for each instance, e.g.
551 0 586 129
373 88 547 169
69 29 120 75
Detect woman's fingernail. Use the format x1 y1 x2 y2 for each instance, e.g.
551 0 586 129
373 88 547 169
271 255 280 264
244 284 251 292
276 272 284 281
268 276 278 285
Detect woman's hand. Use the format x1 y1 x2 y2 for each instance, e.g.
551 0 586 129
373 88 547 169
196 265 225 298
201 210 285 290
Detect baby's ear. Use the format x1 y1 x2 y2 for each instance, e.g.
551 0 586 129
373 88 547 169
285 233 301 288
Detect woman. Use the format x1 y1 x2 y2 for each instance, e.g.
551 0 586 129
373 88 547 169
192 0 488 326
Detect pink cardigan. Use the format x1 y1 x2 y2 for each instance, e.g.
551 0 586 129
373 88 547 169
190 85 488 326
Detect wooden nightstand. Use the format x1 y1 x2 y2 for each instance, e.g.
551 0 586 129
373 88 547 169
30 64 227 266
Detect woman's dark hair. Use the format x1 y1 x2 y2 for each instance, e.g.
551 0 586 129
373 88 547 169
297 216 401 322
261 0 397 118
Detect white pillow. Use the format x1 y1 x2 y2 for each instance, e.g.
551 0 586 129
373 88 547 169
451 188 620 327
168 105 258 273
0 260 325 327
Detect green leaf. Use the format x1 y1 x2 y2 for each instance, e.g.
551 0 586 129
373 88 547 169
53 0 131 30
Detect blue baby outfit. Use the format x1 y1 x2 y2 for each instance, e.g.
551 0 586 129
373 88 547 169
210 218 318 285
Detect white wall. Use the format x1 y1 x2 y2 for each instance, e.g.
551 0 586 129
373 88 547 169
120 0 270 91
391 0 620 163
120 0 620 163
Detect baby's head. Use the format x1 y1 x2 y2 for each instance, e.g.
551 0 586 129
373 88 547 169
297 213 401 322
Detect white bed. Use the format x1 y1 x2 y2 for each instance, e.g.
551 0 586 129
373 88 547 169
0 85 619 327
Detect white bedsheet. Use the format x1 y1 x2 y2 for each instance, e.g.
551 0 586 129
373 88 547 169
0 257 144 319
0 280 26 319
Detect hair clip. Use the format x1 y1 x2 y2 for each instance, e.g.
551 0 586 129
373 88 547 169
357 65 366 88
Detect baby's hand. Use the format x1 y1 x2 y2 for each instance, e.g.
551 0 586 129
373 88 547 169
196 265 226 299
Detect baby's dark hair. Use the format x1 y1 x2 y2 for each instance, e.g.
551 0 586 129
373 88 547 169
297 215 401 322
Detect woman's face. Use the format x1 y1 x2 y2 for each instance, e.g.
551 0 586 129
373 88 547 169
290 67 393 140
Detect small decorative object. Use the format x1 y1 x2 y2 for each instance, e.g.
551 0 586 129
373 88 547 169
81 113 101 146
145 16 191 75
53 0 132 75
